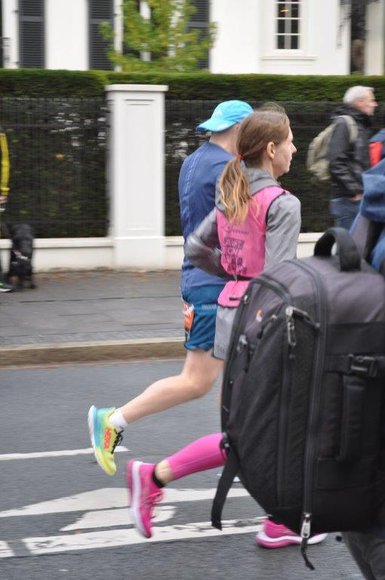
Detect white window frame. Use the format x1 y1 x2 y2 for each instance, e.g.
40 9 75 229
261 0 314 62
276 1 302 51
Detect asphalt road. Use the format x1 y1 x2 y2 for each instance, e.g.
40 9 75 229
0 360 363 580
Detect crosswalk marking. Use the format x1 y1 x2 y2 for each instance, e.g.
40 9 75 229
0 542 14 558
0 486 258 558
0 487 249 518
0 446 128 461
61 506 176 531
0 444 257 560
17 519 262 557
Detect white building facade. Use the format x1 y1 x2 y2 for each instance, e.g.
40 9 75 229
1 0 384 76
0 1 384 271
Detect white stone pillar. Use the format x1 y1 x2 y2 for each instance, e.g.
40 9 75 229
106 84 168 269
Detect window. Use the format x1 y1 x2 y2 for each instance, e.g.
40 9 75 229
89 0 113 70
189 0 210 68
19 0 45 68
276 1 301 50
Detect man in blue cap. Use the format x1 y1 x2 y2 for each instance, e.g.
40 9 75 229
178 100 254 367
88 101 253 476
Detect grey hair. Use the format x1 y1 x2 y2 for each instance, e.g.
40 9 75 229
343 86 374 105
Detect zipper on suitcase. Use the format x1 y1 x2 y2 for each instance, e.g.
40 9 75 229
255 276 296 505
277 305 319 504
295 261 328 569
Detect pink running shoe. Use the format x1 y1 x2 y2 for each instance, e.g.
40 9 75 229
256 518 327 549
126 460 163 538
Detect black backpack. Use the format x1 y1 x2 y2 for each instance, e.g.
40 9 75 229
211 228 385 569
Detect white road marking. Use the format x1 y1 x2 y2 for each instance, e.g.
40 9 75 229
0 542 14 558
0 487 249 518
62 506 176 531
0 484 257 559
20 519 262 556
0 446 128 461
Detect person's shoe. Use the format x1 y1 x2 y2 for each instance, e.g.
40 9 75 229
0 279 13 292
256 518 328 549
126 460 163 538
88 405 123 476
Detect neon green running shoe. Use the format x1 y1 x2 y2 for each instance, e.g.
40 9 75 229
88 405 123 476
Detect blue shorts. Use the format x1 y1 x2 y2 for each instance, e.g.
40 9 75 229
181 285 223 351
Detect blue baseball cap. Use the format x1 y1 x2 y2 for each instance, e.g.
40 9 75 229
197 100 253 133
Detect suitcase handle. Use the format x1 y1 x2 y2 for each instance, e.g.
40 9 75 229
314 227 361 271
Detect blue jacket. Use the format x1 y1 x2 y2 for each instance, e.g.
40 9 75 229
360 158 385 273
369 128 385 145
178 141 231 294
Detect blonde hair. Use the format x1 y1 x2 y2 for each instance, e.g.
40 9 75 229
219 110 290 224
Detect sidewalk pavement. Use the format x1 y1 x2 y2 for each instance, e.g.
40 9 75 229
0 270 185 367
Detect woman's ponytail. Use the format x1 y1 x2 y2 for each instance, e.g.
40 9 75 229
219 158 250 224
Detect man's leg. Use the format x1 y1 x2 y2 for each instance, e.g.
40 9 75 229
330 197 360 231
118 349 223 423
0 252 13 292
343 531 385 580
89 350 223 475
88 284 224 476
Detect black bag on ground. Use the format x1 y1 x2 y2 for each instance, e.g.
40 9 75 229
7 223 36 289
211 227 385 566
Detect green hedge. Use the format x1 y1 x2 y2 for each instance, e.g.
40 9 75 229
0 69 385 101
0 70 383 238
0 70 107 97
106 72 385 102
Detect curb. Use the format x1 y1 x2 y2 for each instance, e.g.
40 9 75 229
0 337 185 367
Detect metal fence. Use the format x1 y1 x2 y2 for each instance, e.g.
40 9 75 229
1 97 384 238
0 97 108 238
166 100 385 235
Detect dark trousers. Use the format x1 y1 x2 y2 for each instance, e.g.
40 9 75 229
330 197 361 231
343 531 385 580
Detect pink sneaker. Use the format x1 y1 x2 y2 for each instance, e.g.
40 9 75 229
256 518 327 549
126 460 163 538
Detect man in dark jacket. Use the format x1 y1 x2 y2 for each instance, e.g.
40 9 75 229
329 85 377 230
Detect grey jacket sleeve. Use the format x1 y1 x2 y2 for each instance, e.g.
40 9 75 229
185 208 229 278
265 193 301 269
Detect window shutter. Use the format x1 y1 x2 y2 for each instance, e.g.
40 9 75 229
89 0 113 70
189 0 209 69
0 8 3 67
190 0 209 24
19 0 45 68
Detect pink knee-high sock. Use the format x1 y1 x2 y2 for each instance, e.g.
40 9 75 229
167 432 226 481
